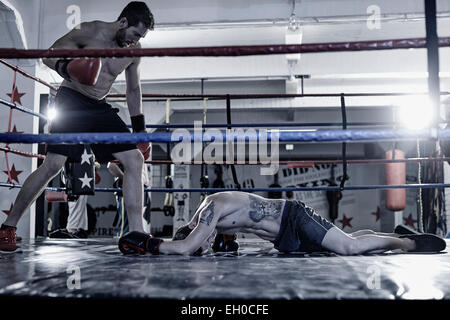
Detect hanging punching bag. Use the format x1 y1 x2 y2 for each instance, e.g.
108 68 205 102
385 149 406 211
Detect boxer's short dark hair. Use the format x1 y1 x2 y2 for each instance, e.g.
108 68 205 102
118 1 154 30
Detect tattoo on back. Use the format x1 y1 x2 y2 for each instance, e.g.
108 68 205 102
248 194 283 222
199 201 215 226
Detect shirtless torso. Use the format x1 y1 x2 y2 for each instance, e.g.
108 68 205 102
212 191 286 241
157 191 286 255
44 20 148 101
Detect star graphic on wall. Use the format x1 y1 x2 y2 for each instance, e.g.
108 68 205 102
403 213 417 228
338 214 353 229
2 203 13 216
3 164 23 183
80 148 93 165
371 206 381 222
7 86 25 105
78 172 93 189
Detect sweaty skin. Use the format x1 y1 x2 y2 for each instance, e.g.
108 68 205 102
157 191 418 256
215 192 284 240
43 19 148 114
8 17 151 234
159 191 286 255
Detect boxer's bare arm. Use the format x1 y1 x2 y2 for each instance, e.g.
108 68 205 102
125 51 143 117
184 197 212 228
42 22 98 69
160 200 219 255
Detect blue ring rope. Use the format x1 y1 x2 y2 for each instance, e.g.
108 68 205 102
0 98 48 121
0 128 446 144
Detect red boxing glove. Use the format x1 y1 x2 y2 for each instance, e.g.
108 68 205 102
56 58 102 86
138 142 151 160
118 231 163 255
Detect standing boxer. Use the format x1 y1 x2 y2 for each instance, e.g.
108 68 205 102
0 2 154 252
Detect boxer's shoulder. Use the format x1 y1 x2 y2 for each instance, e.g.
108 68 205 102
80 20 104 30
73 20 106 40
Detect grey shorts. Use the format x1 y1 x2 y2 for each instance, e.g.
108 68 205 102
272 200 335 253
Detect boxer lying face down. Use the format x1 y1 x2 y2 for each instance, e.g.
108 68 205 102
119 191 446 256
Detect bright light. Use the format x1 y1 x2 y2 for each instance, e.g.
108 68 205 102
47 107 57 121
396 95 434 130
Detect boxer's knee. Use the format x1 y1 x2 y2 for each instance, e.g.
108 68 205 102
119 149 144 173
321 227 362 255
341 239 361 255
41 153 66 177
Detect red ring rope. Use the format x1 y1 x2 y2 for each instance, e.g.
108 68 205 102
0 59 57 91
1 37 450 59
3 70 17 184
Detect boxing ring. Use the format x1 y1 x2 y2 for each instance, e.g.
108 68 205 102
1 238 450 302
1 21 450 309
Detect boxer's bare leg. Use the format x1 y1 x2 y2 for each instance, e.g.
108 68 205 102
113 149 145 233
350 229 401 238
3 153 67 227
321 227 416 255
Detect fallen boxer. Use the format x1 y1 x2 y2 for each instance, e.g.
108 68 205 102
118 191 447 256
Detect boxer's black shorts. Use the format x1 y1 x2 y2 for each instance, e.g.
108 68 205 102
47 86 137 163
